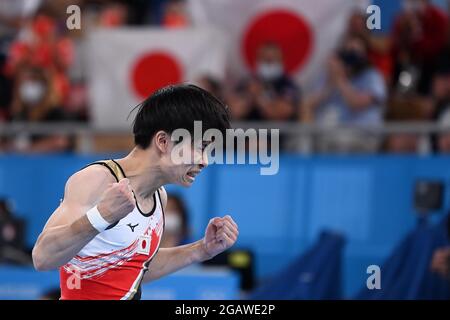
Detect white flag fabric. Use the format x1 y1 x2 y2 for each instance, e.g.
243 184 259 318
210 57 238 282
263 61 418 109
86 28 228 129
188 0 364 87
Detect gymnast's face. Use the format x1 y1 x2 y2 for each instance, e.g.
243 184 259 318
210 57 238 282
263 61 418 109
162 136 211 187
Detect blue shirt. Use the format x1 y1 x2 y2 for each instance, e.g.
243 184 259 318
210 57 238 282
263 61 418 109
315 68 386 126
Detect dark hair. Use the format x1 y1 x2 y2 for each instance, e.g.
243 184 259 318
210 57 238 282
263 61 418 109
132 84 230 149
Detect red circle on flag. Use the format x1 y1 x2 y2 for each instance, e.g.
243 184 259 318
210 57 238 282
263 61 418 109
131 51 183 99
242 9 313 74
141 240 147 249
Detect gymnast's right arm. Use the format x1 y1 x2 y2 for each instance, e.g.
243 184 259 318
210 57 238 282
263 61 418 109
32 166 135 271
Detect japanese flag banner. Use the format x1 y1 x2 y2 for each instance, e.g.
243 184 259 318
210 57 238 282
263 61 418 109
86 28 228 129
188 0 366 87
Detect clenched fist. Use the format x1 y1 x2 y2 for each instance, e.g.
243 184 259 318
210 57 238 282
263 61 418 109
97 178 136 224
202 215 239 259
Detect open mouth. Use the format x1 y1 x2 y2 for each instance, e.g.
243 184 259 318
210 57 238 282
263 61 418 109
185 170 200 182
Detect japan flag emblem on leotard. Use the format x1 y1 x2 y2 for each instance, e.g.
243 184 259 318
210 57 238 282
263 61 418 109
137 234 151 255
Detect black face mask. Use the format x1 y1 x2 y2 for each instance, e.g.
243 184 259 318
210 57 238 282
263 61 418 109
338 49 368 74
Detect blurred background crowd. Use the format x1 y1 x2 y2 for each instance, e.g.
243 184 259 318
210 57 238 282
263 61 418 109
0 0 450 300
0 0 449 154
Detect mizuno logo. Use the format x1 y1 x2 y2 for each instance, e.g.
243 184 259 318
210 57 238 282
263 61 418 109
127 223 139 232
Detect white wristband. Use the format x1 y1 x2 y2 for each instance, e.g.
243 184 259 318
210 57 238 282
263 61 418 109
86 206 110 232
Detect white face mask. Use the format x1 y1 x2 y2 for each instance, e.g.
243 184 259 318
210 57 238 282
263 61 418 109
257 62 283 81
164 212 182 233
19 81 45 104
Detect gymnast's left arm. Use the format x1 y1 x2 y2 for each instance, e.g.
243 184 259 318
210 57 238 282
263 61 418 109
142 190 239 283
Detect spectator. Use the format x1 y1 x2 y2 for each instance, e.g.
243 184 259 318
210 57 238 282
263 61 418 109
301 34 386 126
98 2 128 28
300 34 387 152
162 0 190 28
10 65 62 121
0 198 31 265
6 13 75 107
160 194 190 248
7 65 74 152
346 9 392 82
391 0 449 95
226 42 298 121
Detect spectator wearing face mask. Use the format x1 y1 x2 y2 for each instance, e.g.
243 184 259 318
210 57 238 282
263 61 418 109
226 42 299 121
6 14 74 102
10 66 60 121
300 34 387 152
345 9 392 82
160 194 190 248
7 65 74 152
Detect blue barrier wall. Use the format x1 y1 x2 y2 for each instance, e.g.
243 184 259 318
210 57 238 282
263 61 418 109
1 154 450 298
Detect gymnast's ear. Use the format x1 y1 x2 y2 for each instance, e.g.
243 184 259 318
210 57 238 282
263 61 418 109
153 130 170 154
